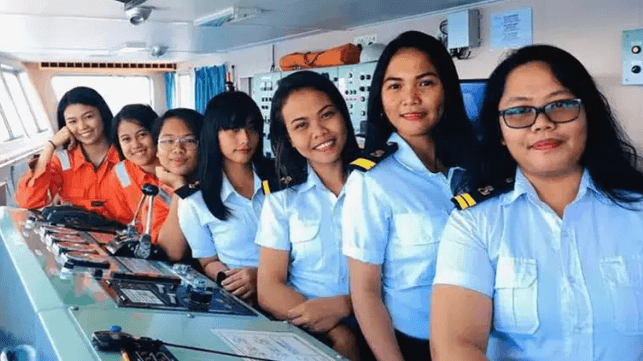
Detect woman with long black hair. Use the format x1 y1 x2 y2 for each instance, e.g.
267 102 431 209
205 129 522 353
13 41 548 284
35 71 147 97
431 45 643 361
256 71 363 360
177 91 273 301
341 31 479 361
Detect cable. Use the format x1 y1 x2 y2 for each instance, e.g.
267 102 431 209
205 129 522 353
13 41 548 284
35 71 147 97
269 44 276 72
439 19 448 35
162 341 278 361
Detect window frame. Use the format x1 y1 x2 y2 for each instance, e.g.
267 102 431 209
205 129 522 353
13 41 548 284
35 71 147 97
0 64 53 167
50 74 154 114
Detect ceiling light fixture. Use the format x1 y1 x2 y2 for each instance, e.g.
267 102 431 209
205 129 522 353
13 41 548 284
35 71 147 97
194 6 263 27
115 41 147 53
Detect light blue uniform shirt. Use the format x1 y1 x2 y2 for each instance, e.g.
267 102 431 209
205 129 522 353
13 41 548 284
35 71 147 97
342 132 461 340
178 171 263 269
255 165 349 300
434 168 643 361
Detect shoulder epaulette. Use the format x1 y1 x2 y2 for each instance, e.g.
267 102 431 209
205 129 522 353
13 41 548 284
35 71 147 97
452 185 495 210
174 181 200 200
349 142 398 171
261 177 284 195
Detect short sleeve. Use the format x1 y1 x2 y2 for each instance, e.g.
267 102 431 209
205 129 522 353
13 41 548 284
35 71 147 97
177 193 216 258
255 191 290 251
341 171 390 265
433 209 495 297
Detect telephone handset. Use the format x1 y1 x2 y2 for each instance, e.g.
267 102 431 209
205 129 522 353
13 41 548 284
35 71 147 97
39 205 125 233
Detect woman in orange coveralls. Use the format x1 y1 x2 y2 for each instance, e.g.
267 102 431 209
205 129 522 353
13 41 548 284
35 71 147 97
16 86 119 218
103 104 172 243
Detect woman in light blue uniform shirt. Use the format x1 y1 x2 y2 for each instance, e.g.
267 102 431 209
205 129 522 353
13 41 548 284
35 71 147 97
178 92 274 302
256 71 362 361
341 31 479 361
431 45 643 361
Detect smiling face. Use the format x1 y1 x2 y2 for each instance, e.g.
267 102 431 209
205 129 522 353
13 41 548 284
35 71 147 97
280 88 348 170
499 61 587 180
63 103 106 145
156 117 199 177
381 47 445 140
117 120 156 167
218 125 260 166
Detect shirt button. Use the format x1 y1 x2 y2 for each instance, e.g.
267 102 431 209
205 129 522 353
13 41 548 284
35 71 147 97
561 230 568 237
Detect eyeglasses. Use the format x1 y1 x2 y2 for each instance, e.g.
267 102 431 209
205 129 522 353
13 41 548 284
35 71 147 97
157 135 198 151
499 98 583 129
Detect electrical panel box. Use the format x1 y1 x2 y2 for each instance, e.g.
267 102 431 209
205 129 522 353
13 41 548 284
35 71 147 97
251 72 282 158
337 62 377 136
251 62 377 157
623 29 643 85
447 9 481 49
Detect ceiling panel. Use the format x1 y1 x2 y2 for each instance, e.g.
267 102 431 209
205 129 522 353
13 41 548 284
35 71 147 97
0 0 490 62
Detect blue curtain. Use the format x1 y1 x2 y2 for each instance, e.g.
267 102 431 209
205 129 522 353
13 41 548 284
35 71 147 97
164 72 176 110
194 65 226 114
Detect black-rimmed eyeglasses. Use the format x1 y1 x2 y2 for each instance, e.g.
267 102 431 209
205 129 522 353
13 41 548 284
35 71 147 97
499 98 583 129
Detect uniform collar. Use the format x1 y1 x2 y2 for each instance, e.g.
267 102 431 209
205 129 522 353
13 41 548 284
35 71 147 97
221 168 262 202
299 163 324 193
389 132 441 177
501 167 597 206
70 145 119 170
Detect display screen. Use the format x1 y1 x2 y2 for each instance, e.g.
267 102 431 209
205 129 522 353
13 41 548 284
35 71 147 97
460 79 487 140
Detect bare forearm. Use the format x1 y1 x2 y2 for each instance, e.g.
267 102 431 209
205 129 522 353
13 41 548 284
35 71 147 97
203 260 228 280
258 281 306 320
432 340 489 361
157 196 189 261
352 292 404 361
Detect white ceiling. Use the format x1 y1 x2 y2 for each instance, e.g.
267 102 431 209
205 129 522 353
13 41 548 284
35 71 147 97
0 0 487 62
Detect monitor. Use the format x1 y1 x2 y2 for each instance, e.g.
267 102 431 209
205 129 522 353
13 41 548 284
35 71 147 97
460 79 486 140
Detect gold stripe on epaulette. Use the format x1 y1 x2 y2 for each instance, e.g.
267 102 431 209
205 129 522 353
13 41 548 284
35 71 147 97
462 193 476 207
262 180 271 195
351 158 376 171
453 195 468 210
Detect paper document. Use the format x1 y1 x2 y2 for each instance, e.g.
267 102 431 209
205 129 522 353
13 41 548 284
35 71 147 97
212 329 340 361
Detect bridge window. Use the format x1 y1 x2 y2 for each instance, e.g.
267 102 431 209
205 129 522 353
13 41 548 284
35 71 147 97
51 75 153 115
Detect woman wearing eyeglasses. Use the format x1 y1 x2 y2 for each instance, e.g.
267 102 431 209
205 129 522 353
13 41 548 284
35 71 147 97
152 108 204 261
431 45 643 361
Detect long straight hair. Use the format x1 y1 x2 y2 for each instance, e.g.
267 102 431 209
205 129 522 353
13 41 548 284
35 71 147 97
366 31 479 173
474 44 643 205
200 91 274 220
269 71 360 187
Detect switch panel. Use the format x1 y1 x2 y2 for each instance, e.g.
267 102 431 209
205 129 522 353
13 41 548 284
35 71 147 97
251 72 282 158
623 29 643 85
251 63 377 156
337 62 377 136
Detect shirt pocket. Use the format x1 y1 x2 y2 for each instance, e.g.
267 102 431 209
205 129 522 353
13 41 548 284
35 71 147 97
600 256 643 335
389 213 440 288
209 224 234 253
289 217 322 271
493 257 539 335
